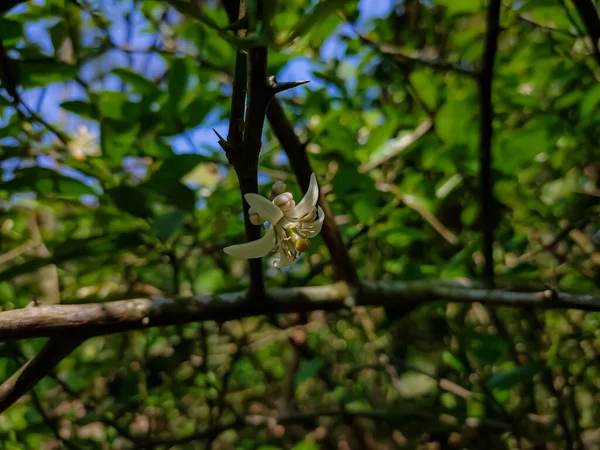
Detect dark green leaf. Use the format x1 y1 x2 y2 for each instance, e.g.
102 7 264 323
0 18 23 47
0 168 97 197
149 154 209 183
295 358 325 385
470 335 509 365
107 185 153 217
49 21 68 52
0 232 144 281
112 68 159 95
146 181 196 212
100 118 139 163
167 58 188 112
283 0 350 44
60 100 98 119
151 211 186 241
487 364 540 392
16 60 78 88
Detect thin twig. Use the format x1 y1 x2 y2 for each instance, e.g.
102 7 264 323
359 119 433 172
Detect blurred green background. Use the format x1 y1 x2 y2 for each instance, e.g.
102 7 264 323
1 0 600 448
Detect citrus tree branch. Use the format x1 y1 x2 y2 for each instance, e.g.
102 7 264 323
0 336 85 414
0 282 597 342
478 0 501 284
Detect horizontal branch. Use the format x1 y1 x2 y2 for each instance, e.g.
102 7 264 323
0 282 599 341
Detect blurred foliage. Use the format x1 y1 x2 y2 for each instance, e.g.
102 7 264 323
0 0 600 449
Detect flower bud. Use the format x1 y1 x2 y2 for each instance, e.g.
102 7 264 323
273 192 294 207
274 192 296 213
272 181 287 196
279 199 296 212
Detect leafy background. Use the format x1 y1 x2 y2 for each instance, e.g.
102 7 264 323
1 0 600 449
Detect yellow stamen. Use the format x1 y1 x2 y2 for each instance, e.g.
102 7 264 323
295 238 310 253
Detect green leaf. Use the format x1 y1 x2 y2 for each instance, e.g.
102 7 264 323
579 83 600 117
470 335 509 365
436 0 481 15
60 100 98 119
283 0 350 44
16 60 78 88
181 97 213 129
100 118 140 163
436 98 476 146
151 211 186 241
442 351 466 372
409 70 439 110
96 91 147 121
0 18 23 47
167 58 188 112
291 442 319 450
49 21 68 52
112 68 159 95
0 167 96 197
295 358 325 386
149 154 209 184
352 197 377 225
487 363 540 392
0 232 145 282
360 116 398 162
496 127 548 173
146 181 196 212
107 185 153 217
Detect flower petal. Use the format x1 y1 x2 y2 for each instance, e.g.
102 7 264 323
302 206 325 238
223 225 276 259
287 173 319 219
244 193 284 224
271 248 295 268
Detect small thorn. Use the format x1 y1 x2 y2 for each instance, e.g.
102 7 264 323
213 128 227 150
270 80 310 95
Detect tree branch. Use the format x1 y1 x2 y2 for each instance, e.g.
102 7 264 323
267 100 358 284
359 34 479 78
0 282 598 342
571 0 600 66
478 0 501 285
0 336 85 414
359 119 433 173
220 2 268 297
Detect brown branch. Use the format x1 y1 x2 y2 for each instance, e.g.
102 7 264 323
479 0 501 285
0 282 598 342
0 336 85 414
221 3 306 296
359 34 479 77
220 2 266 296
267 100 358 284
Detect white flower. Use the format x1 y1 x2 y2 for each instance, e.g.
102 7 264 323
68 126 100 160
223 173 324 268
